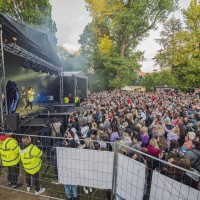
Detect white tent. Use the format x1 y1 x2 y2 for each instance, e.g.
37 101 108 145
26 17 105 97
121 86 133 91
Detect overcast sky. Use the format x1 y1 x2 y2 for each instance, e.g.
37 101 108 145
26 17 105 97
49 0 191 72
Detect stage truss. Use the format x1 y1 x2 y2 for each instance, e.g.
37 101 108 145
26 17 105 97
0 26 8 128
0 27 64 128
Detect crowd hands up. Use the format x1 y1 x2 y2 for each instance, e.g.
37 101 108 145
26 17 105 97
67 90 200 190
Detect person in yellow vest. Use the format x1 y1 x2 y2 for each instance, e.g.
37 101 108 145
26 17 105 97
0 128 21 188
64 96 69 104
25 87 35 110
20 135 45 195
75 96 80 107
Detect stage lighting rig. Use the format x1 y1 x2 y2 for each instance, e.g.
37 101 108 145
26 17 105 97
22 60 29 69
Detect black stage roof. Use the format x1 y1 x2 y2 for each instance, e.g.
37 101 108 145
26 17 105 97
0 13 62 68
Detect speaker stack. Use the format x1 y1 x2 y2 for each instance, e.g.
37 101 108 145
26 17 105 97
4 113 19 133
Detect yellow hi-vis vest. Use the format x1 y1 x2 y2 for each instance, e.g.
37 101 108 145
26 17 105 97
1 137 20 167
20 144 43 175
75 96 79 103
64 97 69 103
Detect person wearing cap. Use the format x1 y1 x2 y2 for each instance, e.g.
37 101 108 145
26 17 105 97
20 136 45 195
0 128 20 188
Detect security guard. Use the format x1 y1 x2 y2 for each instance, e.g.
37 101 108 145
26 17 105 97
74 96 80 107
0 128 20 188
20 135 45 195
64 96 69 104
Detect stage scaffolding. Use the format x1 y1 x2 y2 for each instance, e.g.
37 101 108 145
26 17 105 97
0 27 64 128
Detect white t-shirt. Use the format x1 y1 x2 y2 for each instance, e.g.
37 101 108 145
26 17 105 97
51 122 62 137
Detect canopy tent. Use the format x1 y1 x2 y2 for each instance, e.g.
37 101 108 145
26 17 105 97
0 13 62 68
62 71 88 101
121 86 133 91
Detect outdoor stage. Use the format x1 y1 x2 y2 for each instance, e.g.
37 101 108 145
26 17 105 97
19 103 79 135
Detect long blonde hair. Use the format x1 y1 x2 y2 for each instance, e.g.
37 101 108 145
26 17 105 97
126 113 134 123
85 139 95 149
92 122 97 129
172 126 180 136
149 139 158 148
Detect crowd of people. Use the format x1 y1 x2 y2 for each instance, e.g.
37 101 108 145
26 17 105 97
0 89 200 200
68 90 200 192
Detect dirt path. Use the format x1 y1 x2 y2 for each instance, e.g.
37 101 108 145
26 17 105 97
0 173 51 200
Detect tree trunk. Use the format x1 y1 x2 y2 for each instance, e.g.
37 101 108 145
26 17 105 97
120 36 126 57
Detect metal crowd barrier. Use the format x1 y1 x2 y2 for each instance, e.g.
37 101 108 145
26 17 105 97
0 133 199 200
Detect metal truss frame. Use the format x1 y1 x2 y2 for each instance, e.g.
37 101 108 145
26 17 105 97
4 43 62 72
0 25 8 128
59 71 64 103
0 27 64 128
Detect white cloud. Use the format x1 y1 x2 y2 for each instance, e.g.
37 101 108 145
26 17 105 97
63 43 79 54
78 16 84 20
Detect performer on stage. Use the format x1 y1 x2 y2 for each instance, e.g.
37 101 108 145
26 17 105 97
25 87 35 111
21 86 26 110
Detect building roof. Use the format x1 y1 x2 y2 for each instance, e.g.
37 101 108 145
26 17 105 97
137 71 146 76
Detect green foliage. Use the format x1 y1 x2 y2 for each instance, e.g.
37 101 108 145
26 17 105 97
175 59 200 89
155 17 183 69
80 0 178 91
155 0 200 88
0 0 57 44
141 69 178 91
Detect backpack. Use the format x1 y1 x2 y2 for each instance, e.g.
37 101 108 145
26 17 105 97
191 150 200 172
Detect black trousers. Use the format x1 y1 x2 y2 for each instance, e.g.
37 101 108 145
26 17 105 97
26 172 40 192
25 100 33 110
7 163 19 185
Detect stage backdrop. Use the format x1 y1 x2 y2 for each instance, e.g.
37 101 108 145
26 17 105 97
5 52 60 115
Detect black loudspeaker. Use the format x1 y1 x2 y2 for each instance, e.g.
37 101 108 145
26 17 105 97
5 113 19 133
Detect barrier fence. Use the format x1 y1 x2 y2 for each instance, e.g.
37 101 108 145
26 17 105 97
0 133 199 200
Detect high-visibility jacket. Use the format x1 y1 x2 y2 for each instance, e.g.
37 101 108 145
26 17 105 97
20 144 43 175
0 137 20 167
75 96 79 103
64 97 69 104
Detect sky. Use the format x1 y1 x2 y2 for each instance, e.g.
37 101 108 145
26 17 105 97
49 0 191 72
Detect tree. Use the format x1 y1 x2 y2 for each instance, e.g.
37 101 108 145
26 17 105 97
80 0 178 90
141 69 178 91
155 0 200 88
0 0 57 44
154 17 182 69
85 0 178 57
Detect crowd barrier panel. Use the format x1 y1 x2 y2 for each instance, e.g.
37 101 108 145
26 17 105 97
0 133 199 200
